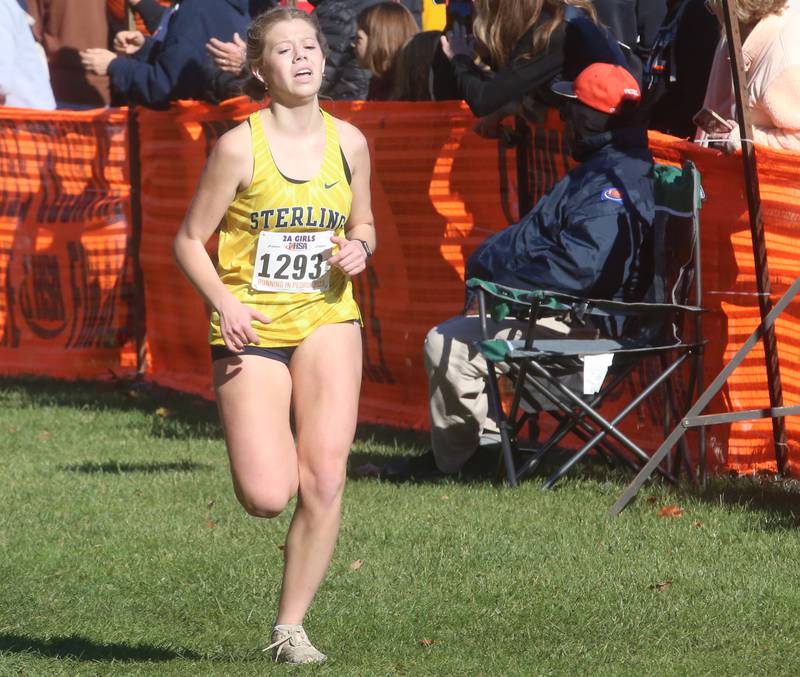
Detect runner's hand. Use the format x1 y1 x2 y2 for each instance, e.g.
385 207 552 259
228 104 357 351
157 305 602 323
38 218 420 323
329 236 367 276
217 293 271 353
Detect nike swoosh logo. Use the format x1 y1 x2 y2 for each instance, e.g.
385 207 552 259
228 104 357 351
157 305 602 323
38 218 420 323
324 181 339 189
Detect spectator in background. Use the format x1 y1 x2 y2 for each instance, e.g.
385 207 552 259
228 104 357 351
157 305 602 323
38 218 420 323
698 0 800 151
440 0 630 120
354 1 418 99
207 0 423 100
0 0 56 109
642 0 719 138
593 0 666 80
310 0 421 100
27 0 111 107
80 0 250 108
383 63 654 482
389 29 448 100
203 0 281 102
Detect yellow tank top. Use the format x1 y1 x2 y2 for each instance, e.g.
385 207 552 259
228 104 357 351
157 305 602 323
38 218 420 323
209 109 361 347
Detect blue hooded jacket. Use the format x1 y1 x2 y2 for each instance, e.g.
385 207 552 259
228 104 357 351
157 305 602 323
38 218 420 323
108 0 250 108
465 127 656 306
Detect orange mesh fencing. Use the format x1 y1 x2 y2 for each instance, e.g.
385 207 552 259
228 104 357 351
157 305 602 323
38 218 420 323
645 132 800 476
0 107 138 377
1 99 798 477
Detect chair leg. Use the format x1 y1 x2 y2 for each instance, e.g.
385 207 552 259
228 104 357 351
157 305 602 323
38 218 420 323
484 357 518 487
527 356 688 487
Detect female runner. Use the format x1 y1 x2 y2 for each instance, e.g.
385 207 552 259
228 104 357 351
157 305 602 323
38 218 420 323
173 6 375 664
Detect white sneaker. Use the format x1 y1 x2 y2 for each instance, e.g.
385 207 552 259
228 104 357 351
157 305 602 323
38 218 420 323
263 625 327 664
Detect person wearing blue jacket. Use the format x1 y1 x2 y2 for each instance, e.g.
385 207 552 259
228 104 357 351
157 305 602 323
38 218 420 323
81 0 251 108
383 63 656 482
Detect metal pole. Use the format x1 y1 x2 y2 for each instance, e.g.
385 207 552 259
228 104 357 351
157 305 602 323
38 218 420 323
610 276 800 516
721 0 788 473
514 116 533 216
127 106 146 376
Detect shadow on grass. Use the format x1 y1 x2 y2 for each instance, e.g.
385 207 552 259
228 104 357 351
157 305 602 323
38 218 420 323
60 460 212 475
0 633 200 662
0 377 433 449
0 376 222 441
689 475 800 530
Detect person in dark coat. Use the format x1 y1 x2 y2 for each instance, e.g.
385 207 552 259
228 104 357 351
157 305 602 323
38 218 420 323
642 0 719 138
382 63 657 481
441 0 630 119
593 0 667 80
80 0 250 108
310 0 421 100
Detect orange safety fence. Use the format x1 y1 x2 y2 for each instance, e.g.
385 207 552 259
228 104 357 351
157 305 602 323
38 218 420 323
645 133 800 477
0 107 138 378
1 100 798 477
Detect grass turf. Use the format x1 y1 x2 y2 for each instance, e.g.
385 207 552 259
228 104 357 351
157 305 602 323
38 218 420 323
1 376 800 676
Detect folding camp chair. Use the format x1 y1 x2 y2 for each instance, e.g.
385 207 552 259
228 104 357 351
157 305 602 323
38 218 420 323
470 161 705 488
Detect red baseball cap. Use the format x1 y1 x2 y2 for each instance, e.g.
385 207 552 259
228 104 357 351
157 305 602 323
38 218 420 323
551 63 641 114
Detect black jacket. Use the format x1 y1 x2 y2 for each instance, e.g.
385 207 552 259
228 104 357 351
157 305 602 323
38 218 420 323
594 0 667 62
643 0 719 138
466 127 656 310
451 9 628 117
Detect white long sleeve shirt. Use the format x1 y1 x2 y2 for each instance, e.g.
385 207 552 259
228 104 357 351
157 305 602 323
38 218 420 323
0 0 55 109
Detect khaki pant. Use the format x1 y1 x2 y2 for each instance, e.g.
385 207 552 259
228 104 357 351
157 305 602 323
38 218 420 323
424 315 578 473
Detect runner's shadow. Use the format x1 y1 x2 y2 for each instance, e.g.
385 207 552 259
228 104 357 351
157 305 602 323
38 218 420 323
59 460 212 474
0 633 200 662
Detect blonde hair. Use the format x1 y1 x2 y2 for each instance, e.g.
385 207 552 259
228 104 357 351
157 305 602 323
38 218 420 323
243 7 328 101
473 0 597 68
705 0 787 27
357 2 419 77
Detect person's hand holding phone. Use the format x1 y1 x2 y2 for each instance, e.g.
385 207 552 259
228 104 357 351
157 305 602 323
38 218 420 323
693 107 734 135
441 21 472 60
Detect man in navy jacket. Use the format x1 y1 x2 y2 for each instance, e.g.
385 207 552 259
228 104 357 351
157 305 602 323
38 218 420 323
384 63 656 481
82 0 250 108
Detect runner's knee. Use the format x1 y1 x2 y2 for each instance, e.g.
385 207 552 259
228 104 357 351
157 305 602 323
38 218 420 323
237 484 297 519
299 460 346 511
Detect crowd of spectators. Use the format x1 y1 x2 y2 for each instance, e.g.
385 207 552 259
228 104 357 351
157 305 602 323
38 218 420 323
3 0 798 146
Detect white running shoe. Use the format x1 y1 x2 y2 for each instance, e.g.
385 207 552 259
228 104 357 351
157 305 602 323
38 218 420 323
263 625 327 664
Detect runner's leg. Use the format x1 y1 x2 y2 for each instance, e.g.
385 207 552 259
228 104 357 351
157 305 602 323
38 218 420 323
275 322 362 624
214 354 298 517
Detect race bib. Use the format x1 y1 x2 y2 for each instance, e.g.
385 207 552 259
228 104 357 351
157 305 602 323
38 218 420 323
251 231 333 293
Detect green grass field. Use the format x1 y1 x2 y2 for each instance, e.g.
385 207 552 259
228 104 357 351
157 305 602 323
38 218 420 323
1 376 800 676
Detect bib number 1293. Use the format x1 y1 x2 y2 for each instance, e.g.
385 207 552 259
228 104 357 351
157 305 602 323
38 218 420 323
252 231 334 293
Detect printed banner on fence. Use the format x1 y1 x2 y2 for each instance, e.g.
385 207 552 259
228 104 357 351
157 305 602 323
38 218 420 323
0 107 137 377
